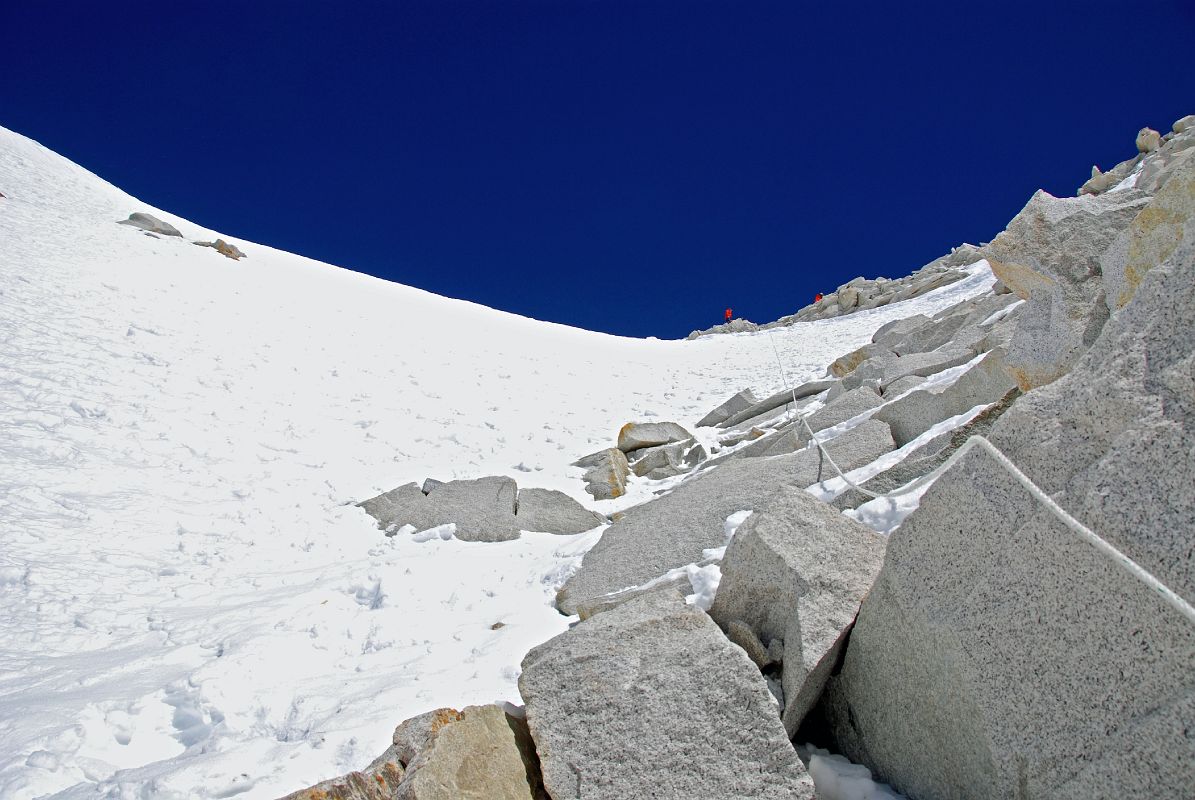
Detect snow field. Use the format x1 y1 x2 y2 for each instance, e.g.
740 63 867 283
0 125 994 798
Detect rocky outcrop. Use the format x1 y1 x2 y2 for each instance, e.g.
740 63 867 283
572 448 630 499
359 476 601 540
393 705 546 799
764 258 973 327
556 418 894 615
986 187 1150 389
117 211 182 237
519 589 814 799
685 317 760 339
281 706 545 800
709 486 886 736
195 238 247 260
817 178 1195 799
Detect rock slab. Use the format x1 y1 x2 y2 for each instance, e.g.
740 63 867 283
117 211 182 237
519 589 814 799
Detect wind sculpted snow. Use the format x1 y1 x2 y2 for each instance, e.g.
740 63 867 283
0 125 994 798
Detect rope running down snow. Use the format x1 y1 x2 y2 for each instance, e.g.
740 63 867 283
763 329 1195 627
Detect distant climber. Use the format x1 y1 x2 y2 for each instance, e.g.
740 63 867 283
814 293 824 303
724 308 733 322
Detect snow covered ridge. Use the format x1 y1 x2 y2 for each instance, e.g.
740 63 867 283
2 112 1193 800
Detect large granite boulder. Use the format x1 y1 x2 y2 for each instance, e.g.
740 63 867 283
517 488 604 534
393 705 546 799
519 589 814 799
117 211 182 237
1136 126 1161 153
616 421 692 452
556 419 894 614
282 705 545 800
572 448 630 500
709 486 886 736
817 203 1195 798
1174 113 1195 134
986 187 1151 389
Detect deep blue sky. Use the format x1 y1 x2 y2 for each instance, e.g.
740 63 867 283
5 2 1194 338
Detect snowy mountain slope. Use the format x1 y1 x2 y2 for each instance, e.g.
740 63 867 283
0 125 994 799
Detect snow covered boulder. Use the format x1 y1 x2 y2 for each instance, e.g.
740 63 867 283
519 589 815 799
817 215 1195 799
517 488 604 534
556 419 894 615
616 420 692 452
117 211 182 237
709 486 886 736
986 187 1150 389
696 388 759 427
572 448 630 500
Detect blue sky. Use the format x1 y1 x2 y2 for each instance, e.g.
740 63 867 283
5 1 1194 338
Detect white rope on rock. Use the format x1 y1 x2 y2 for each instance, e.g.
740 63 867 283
762 329 1195 627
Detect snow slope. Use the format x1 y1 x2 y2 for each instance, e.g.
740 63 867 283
0 125 993 798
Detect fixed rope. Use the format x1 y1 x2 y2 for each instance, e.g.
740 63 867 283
762 329 1195 627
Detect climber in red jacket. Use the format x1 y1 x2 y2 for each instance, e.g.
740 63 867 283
724 308 733 322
